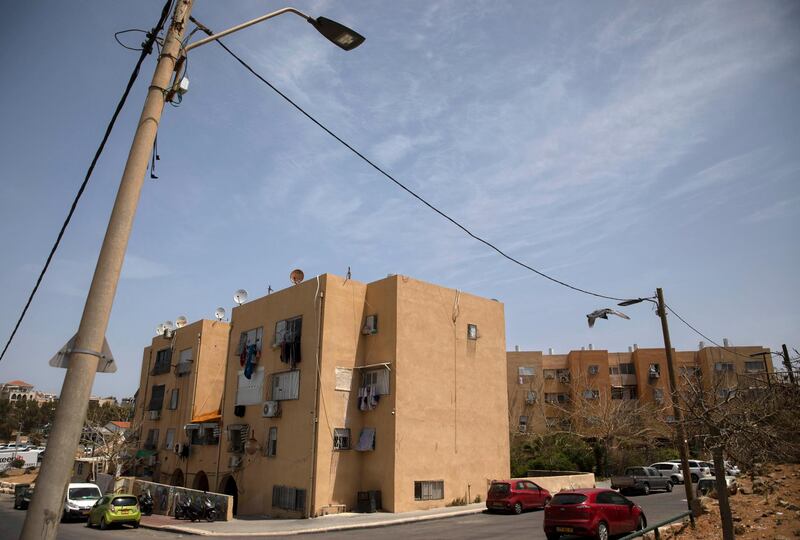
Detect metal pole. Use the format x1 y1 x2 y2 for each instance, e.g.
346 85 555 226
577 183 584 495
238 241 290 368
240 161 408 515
19 2 194 538
782 344 795 385
656 288 699 516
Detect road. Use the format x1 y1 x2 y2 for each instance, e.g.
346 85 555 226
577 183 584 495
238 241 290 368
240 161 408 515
0 488 690 540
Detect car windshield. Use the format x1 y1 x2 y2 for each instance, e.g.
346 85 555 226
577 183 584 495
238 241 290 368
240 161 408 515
112 496 138 507
551 493 588 505
69 487 101 500
489 483 510 494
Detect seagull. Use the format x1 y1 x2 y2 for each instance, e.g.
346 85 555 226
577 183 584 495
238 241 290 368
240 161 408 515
587 308 631 328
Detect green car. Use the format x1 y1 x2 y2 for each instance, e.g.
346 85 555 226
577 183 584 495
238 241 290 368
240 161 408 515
86 494 141 529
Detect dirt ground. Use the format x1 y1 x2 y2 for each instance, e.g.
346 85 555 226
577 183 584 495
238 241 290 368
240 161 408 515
658 463 800 539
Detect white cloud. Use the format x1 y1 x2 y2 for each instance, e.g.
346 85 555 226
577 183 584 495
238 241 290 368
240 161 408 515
121 255 172 280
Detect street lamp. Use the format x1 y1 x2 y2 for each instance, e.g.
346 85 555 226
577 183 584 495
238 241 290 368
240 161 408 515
20 5 364 540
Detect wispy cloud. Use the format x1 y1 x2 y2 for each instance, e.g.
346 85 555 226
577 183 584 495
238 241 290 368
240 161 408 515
743 196 800 224
121 255 172 280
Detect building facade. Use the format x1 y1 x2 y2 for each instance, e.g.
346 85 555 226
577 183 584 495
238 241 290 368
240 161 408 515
215 273 509 517
507 343 772 435
133 318 230 491
0 380 35 403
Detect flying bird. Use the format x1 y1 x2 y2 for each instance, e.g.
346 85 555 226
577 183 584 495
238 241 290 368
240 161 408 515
587 308 631 328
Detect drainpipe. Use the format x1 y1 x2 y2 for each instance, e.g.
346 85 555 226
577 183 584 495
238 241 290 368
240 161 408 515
308 279 324 518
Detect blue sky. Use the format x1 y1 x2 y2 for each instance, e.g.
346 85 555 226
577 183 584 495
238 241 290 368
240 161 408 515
0 1 798 397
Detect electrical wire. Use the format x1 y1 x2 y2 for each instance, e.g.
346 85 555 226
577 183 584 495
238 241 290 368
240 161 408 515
195 30 631 303
0 0 176 363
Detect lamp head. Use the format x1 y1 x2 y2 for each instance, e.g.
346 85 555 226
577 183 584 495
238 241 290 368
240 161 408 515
308 16 365 51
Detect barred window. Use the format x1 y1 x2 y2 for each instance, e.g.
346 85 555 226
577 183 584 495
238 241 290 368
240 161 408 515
414 480 444 501
333 428 350 450
272 485 306 511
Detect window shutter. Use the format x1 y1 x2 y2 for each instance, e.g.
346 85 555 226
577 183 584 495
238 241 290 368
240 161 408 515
236 368 264 406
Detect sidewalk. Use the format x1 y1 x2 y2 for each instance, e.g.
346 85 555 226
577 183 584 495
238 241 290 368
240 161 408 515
140 503 486 537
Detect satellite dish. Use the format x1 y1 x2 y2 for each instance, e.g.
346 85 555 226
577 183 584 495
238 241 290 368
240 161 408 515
233 289 248 305
164 320 176 331
290 269 305 285
214 307 226 321
175 316 188 328
155 323 166 336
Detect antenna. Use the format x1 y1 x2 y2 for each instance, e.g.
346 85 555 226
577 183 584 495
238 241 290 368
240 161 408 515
175 316 188 328
233 289 248 305
214 307 226 321
290 269 305 285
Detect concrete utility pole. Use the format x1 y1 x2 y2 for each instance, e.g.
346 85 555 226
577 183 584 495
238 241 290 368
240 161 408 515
656 287 700 516
782 344 795 384
19 2 194 539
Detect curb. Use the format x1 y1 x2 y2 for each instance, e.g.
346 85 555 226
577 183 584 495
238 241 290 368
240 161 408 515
139 506 486 537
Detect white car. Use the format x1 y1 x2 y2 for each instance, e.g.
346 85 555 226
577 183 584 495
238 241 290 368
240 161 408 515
63 483 102 520
650 462 685 484
667 460 710 482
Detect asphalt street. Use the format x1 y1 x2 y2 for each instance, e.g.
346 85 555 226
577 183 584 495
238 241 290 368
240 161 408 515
0 487 691 540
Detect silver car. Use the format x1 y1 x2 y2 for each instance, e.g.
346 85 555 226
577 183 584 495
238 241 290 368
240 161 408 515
650 462 685 485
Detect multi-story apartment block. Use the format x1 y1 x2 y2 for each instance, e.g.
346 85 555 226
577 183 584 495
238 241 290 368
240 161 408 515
133 318 230 490
216 273 509 517
0 380 35 402
507 343 772 434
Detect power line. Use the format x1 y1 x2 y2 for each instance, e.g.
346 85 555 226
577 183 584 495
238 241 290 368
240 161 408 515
195 29 631 303
665 303 765 360
0 0 176 363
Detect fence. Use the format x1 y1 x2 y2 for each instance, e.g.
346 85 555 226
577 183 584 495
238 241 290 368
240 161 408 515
619 510 694 540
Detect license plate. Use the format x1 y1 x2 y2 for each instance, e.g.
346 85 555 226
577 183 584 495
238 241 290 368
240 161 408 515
492 503 505 508
81 510 90 515
556 527 573 533
120 510 129 514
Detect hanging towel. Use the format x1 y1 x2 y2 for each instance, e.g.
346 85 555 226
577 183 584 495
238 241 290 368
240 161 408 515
355 427 376 451
244 343 258 379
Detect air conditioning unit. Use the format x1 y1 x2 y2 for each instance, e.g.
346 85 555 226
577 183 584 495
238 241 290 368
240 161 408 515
262 400 281 418
174 443 183 455
228 455 243 469
588 365 599 375
149 410 161 420
558 375 570 383
525 392 537 405
518 424 527 433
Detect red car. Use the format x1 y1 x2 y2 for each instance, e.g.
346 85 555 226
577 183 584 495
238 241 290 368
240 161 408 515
543 488 646 540
486 479 551 514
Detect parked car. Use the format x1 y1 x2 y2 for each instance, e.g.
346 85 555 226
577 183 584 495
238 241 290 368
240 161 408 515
650 462 685 485
611 467 673 495
543 488 646 540
486 479 552 514
86 493 141 529
13 484 34 509
63 483 102 520
724 461 741 476
667 459 710 482
697 476 738 497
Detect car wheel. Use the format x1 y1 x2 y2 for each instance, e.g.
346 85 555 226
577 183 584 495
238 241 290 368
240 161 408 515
691 473 698 483
666 481 673 492
596 521 609 540
100 516 108 530
513 502 523 515
638 515 646 531
671 475 680 485
642 483 650 495
546 533 561 540
133 521 140 529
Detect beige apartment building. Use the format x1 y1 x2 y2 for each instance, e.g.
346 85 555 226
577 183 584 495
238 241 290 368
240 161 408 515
133 318 230 490
215 273 509 517
507 343 772 435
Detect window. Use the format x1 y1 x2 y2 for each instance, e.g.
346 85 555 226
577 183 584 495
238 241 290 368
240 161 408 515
272 485 306 512
414 480 444 501
227 424 249 453
152 348 172 375
333 428 350 450
467 324 478 340
164 428 175 450
653 388 664 403
188 423 220 446
680 366 702 378
363 314 378 335
715 362 735 372
619 363 636 375
518 366 535 378
518 416 528 432
745 361 765 373
361 368 390 395
609 366 620 375
177 348 192 376
236 367 265 405
588 365 599 375
168 388 179 410
543 369 556 379
273 317 301 347
582 389 600 400
526 390 537 404
545 417 558 428
272 370 300 401
556 369 570 382
648 364 661 377
148 385 166 410
266 427 277 457
355 427 376 451
611 386 637 400
144 429 159 449
235 327 264 356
